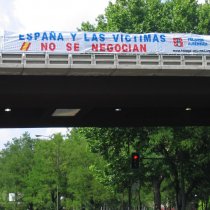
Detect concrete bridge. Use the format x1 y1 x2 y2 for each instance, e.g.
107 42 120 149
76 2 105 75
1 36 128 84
0 53 210 127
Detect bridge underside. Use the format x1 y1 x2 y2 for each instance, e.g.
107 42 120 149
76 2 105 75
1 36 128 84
1 75 210 127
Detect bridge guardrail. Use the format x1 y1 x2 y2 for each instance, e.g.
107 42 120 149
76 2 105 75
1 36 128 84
0 53 210 76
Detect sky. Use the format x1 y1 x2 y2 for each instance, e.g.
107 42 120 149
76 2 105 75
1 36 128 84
0 0 206 149
1 0 205 33
0 0 114 32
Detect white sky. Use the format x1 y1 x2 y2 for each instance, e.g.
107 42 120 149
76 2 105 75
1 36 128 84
0 0 206 149
0 128 69 149
0 0 114 32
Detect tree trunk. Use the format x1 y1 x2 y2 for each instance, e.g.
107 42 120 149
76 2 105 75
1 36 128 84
180 174 186 210
138 187 142 210
128 141 132 210
122 191 125 210
205 198 208 210
176 166 186 210
128 184 132 210
153 177 162 210
28 202 34 210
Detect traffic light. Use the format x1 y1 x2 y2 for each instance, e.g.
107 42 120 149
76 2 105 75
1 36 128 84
131 152 140 169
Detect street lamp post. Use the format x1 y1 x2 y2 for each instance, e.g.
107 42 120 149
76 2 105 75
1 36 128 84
35 134 52 139
57 184 59 210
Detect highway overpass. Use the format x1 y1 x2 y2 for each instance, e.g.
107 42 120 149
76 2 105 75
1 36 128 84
0 53 210 127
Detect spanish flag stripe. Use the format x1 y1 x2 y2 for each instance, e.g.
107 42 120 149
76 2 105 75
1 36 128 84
20 42 31 51
25 42 31 51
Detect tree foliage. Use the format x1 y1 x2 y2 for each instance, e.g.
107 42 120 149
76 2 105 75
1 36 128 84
79 0 210 34
1 127 210 209
0 132 113 210
79 127 210 210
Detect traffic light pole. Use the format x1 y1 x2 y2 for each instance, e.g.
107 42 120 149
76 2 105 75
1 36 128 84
128 183 132 210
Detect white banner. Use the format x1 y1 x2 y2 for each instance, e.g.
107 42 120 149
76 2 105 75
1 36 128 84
1 31 210 54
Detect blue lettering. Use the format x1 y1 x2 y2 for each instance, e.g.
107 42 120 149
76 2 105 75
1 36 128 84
57 33 64 41
42 32 48 41
99 33 105 42
92 33 98 42
144 34 151 42
84 33 90 41
153 34 159 42
27 33 33 41
160 34 166 42
125 34 131 42
140 35 143 42
121 34 123 42
71 33 77 41
49 31 56 41
19 34 25 40
34 32 40 40
113 34 119 42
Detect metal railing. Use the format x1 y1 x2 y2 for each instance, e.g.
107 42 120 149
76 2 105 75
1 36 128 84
0 53 210 76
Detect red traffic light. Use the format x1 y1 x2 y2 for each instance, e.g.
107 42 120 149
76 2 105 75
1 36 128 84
133 155 139 160
131 152 140 169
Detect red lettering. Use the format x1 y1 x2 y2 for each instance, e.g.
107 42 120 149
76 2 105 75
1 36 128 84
90 43 146 53
107 44 113 52
66 43 72 51
100 44 106 52
41 43 48 51
74 43 79 51
140 44 147 52
41 42 56 51
49 43 56 51
129 44 132 52
115 44 121 52
92 44 99 51
122 44 128 52
133 44 139 52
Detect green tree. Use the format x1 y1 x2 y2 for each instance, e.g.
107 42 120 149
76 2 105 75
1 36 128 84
164 0 198 33
0 133 35 210
78 21 96 32
197 2 210 34
23 135 63 210
148 127 210 210
19 131 113 210
64 129 114 209
78 127 162 209
79 0 210 34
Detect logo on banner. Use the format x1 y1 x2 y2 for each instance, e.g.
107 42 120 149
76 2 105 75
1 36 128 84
173 38 183 47
20 42 31 51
